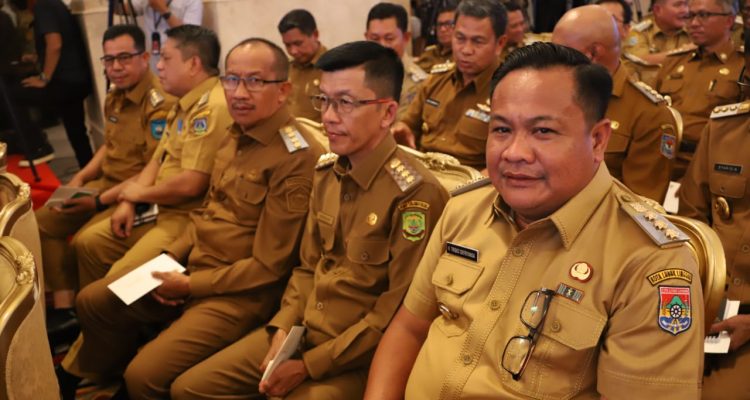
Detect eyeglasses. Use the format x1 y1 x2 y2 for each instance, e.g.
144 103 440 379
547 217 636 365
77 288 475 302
684 11 732 21
501 288 555 381
100 51 144 67
220 75 286 92
436 21 455 29
310 94 392 114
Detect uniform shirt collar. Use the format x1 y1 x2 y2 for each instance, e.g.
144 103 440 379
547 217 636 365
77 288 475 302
610 63 630 98
453 58 501 93
333 133 397 190
696 39 736 63
292 44 326 68
491 163 613 249
232 106 291 145
122 70 155 105
177 76 219 112
436 44 452 57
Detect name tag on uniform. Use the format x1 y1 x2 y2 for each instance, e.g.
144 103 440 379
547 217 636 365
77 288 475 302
446 242 479 262
426 98 440 108
714 163 742 174
465 108 490 123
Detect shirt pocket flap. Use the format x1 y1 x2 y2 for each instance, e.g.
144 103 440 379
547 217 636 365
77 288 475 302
431 256 483 295
659 79 683 94
236 180 268 205
456 114 489 141
346 238 390 265
541 300 606 351
709 172 747 199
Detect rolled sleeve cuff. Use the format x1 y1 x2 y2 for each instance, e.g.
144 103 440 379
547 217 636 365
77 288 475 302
267 308 300 336
403 288 437 320
598 368 701 399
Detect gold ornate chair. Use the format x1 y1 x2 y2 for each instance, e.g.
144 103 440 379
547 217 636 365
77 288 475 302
0 236 58 399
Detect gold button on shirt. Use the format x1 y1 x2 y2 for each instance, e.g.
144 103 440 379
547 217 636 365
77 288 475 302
400 60 500 170
288 45 326 122
404 165 703 399
267 134 449 380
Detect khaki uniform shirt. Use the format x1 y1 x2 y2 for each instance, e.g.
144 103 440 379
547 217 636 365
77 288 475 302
163 106 324 298
606 64 676 201
621 52 660 88
101 71 174 185
398 55 428 121
268 134 449 380
416 44 452 72
401 60 500 170
288 45 326 122
151 77 233 213
656 40 743 171
625 17 692 57
679 102 750 303
404 165 704 399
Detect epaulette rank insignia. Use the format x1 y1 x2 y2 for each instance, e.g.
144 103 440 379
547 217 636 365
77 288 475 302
197 91 210 107
409 66 428 82
666 46 694 57
386 157 422 192
617 193 690 248
710 101 750 119
623 52 656 67
316 152 338 170
450 177 491 196
279 126 310 153
630 79 666 104
430 61 455 74
149 89 165 108
632 19 652 32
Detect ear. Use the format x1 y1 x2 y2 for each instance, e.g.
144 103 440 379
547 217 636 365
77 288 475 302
589 118 612 164
277 81 292 104
312 29 319 41
380 99 399 129
495 34 508 57
189 55 202 76
404 30 412 43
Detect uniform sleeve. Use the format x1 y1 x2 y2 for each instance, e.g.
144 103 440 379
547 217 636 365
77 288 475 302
678 124 712 224
164 222 195 263
142 96 175 164
33 2 61 36
180 101 232 174
300 182 449 380
597 245 704 398
624 30 650 58
189 153 316 298
180 0 203 25
399 78 428 140
655 57 677 92
621 103 674 201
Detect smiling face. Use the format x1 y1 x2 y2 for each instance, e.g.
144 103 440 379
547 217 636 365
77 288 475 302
103 34 150 90
487 67 610 222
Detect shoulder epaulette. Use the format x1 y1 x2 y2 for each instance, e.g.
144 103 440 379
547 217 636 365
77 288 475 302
279 125 310 153
616 190 689 248
316 152 337 170
710 101 750 119
430 61 455 74
424 44 437 52
197 91 210 108
149 88 165 108
450 177 491 196
107 83 116 93
623 52 657 67
629 79 666 104
409 65 428 82
386 156 423 192
666 46 694 57
632 19 652 32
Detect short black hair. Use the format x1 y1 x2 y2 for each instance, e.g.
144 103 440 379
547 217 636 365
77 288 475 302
456 0 508 38
595 0 633 25
437 0 459 15
103 24 146 53
502 0 522 13
491 42 612 125
316 41 404 101
165 25 221 76
367 2 409 33
226 38 290 80
278 9 318 36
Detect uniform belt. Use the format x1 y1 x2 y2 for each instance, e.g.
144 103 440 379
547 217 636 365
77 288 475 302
679 139 697 153
739 304 750 315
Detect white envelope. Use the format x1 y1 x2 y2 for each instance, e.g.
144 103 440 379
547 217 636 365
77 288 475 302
107 253 185 305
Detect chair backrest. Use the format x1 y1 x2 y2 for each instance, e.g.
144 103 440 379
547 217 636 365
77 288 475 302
664 214 727 332
0 236 58 400
665 105 684 158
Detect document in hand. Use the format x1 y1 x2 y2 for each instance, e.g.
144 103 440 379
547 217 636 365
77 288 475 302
44 186 98 208
107 253 185 305
261 325 306 382
705 298 740 354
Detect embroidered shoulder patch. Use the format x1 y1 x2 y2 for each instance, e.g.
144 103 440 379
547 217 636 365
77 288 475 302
648 269 693 286
402 210 426 242
150 119 167 140
657 286 692 335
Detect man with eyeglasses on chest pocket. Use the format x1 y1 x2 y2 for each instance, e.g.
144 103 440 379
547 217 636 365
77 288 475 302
365 42 704 400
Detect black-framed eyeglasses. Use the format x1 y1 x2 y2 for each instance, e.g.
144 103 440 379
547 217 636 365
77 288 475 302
436 21 455 29
310 94 392 114
220 75 286 92
684 11 732 21
100 51 144 67
501 288 555 381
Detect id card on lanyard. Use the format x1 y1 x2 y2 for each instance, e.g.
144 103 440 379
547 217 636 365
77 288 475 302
151 0 173 55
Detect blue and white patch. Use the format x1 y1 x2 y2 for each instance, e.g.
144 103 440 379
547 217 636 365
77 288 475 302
177 119 184 135
660 133 676 159
150 119 166 140
192 117 208 134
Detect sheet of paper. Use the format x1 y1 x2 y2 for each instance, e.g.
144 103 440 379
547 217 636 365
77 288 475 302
44 186 98 208
107 253 185 305
663 181 681 214
261 325 306 382
704 299 740 354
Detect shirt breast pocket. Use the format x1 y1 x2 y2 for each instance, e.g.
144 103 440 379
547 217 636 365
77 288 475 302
709 172 747 199
709 79 740 102
431 255 483 337
233 179 267 223
502 300 606 400
456 114 489 146
659 78 683 96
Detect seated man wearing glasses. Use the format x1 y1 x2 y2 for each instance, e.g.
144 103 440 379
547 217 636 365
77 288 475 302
654 0 743 180
168 41 449 400
364 43 704 400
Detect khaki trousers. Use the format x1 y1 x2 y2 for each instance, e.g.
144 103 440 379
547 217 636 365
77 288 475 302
703 343 750 399
171 327 368 400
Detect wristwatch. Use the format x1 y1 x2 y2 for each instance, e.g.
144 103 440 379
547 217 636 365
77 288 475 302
38 72 49 83
161 11 172 20
94 195 107 212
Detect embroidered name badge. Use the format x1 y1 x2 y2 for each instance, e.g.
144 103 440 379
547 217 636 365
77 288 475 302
150 119 167 140
556 283 584 303
465 108 490 123
660 133 677 159
192 117 208 134
714 163 742 175
446 242 479 262
402 211 426 242
426 98 441 107
647 268 693 286
657 286 692 335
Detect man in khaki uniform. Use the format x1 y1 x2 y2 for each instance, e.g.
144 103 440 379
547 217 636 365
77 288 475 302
58 39 325 399
55 25 232 399
656 0 743 179
625 0 692 64
365 42 703 400
416 0 456 72
37 25 174 313
169 41 449 400
553 6 676 201
278 9 326 121
679 36 750 400
365 2 427 120
498 0 526 62
393 0 507 170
